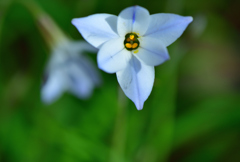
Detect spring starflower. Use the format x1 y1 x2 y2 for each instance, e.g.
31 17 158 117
27 2 102 104
42 40 101 104
72 6 192 110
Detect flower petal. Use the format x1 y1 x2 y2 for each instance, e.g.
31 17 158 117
144 14 193 47
72 14 119 48
74 56 102 86
97 37 131 73
69 41 98 54
117 6 150 36
41 71 66 104
67 63 94 99
116 56 154 110
135 36 169 66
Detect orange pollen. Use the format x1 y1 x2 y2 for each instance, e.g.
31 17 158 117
132 43 138 48
129 35 135 40
125 43 132 48
124 33 139 51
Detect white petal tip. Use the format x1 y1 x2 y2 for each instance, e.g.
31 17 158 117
135 102 144 110
71 18 78 26
186 16 193 23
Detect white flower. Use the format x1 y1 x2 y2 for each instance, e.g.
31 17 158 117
41 40 101 104
72 6 193 110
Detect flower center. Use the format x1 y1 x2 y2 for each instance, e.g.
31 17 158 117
124 33 139 51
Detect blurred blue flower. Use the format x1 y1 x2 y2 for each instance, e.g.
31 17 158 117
72 5 192 110
41 40 101 104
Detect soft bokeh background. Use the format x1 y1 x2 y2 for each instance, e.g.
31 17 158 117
0 0 240 161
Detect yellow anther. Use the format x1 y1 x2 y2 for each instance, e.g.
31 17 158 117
124 33 140 50
133 50 139 54
132 43 138 49
125 43 132 48
129 35 135 40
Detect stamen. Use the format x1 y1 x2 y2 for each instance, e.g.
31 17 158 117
132 43 138 48
124 33 140 51
129 35 135 40
125 43 132 48
133 50 139 54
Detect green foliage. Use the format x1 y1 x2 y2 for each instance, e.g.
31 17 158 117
0 0 240 161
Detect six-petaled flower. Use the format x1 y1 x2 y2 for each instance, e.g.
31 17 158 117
72 5 193 110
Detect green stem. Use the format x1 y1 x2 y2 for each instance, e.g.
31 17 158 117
109 86 128 162
18 0 68 49
138 42 187 162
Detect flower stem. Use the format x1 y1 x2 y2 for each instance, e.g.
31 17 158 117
109 86 128 162
137 42 186 162
18 0 68 49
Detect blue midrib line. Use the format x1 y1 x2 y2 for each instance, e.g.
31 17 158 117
144 19 188 36
101 48 125 64
140 46 168 60
131 57 141 108
131 6 136 32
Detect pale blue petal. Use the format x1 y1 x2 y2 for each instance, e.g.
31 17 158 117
116 56 154 110
62 41 101 86
72 14 119 48
97 37 131 73
117 6 150 36
135 36 169 66
41 71 67 104
69 41 98 54
144 14 193 47
74 56 102 86
67 63 94 99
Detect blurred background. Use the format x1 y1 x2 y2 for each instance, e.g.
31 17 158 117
0 0 240 161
